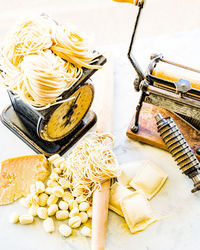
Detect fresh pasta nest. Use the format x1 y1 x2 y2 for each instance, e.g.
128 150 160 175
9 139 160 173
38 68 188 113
0 16 101 108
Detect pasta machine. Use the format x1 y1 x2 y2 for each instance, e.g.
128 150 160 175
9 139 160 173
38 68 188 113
124 0 200 157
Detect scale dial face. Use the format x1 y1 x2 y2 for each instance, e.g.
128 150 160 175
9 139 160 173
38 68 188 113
41 84 94 141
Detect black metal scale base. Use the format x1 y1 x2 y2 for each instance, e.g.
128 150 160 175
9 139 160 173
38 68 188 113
1 105 97 157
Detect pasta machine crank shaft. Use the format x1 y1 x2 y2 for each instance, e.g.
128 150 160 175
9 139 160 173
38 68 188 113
155 113 200 193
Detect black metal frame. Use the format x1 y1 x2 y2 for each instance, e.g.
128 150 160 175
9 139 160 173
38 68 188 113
127 0 200 136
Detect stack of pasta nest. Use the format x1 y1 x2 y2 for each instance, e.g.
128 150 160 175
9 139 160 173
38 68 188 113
0 16 101 109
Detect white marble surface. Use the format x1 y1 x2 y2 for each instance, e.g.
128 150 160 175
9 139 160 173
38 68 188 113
0 30 200 250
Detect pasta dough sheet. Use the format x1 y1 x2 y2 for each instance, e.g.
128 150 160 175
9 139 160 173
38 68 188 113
120 191 157 234
109 183 133 216
129 161 168 200
117 161 145 187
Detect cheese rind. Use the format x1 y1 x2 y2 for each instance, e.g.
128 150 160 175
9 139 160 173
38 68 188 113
0 155 49 205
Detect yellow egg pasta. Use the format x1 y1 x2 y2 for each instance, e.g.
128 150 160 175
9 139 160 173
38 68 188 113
129 161 168 200
120 191 157 234
0 16 101 109
109 182 133 216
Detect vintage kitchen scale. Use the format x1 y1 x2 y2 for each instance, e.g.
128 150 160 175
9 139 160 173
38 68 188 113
0 19 106 156
125 0 200 161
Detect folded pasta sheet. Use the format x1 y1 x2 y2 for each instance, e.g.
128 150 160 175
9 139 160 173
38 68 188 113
120 191 157 234
129 161 168 200
117 161 144 187
109 183 132 216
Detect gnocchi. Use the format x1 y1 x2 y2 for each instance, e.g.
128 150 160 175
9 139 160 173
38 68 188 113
68 216 81 228
9 212 20 224
43 218 55 233
58 178 70 189
58 224 72 237
56 210 69 220
80 226 91 237
38 193 49 207
36 181 45 194
37 207 48 220
52 186 64 197
48 204 58 216
58 201 68 210
79 212 88 224
87 207 92 218
19 215 34 225
47 194 58 206
62 191 74 202
28 205 39 217
79 202 90 212
69 207 79 218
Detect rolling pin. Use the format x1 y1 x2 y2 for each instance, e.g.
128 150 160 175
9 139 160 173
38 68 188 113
91 54 114 250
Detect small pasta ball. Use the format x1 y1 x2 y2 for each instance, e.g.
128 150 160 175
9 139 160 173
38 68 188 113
48 204 58 216
28 194 39 206
68 200 78 211
20 195 38 208
58 224 72 237
80 226 91 237
45 187 53 195
58 178 70 189
47 195 58 206
20 197 31 208
76 195 87 204
53 157 65 168
30 184 36 194
19 215 34 225
48 154 60 164
36 181 45 194
79 212 88 224
52 186 64 197
53 168 62 175
56 210 69 220
79 202 90 212
72 189 83 198
37 207 48 220
49 172 59 181
87 207 92 218
38 193 49 207
47 180 59 188
60 162 67 171
58 201 68 210
62 191 74 202
43 218 55 233
28 205 39 217
68 216 81 228
9 212 20 224
69 207 79 218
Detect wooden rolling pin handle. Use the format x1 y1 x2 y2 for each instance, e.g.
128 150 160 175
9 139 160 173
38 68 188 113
91 54 114 250
91 180 110 250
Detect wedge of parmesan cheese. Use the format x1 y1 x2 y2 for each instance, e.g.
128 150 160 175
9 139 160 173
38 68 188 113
0 155 49 205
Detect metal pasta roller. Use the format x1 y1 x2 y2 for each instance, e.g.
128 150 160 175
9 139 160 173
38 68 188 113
155 113 200 193
123 0 200 158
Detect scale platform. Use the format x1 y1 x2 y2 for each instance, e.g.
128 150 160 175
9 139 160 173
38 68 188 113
127 103 200 161
1 105 97 157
